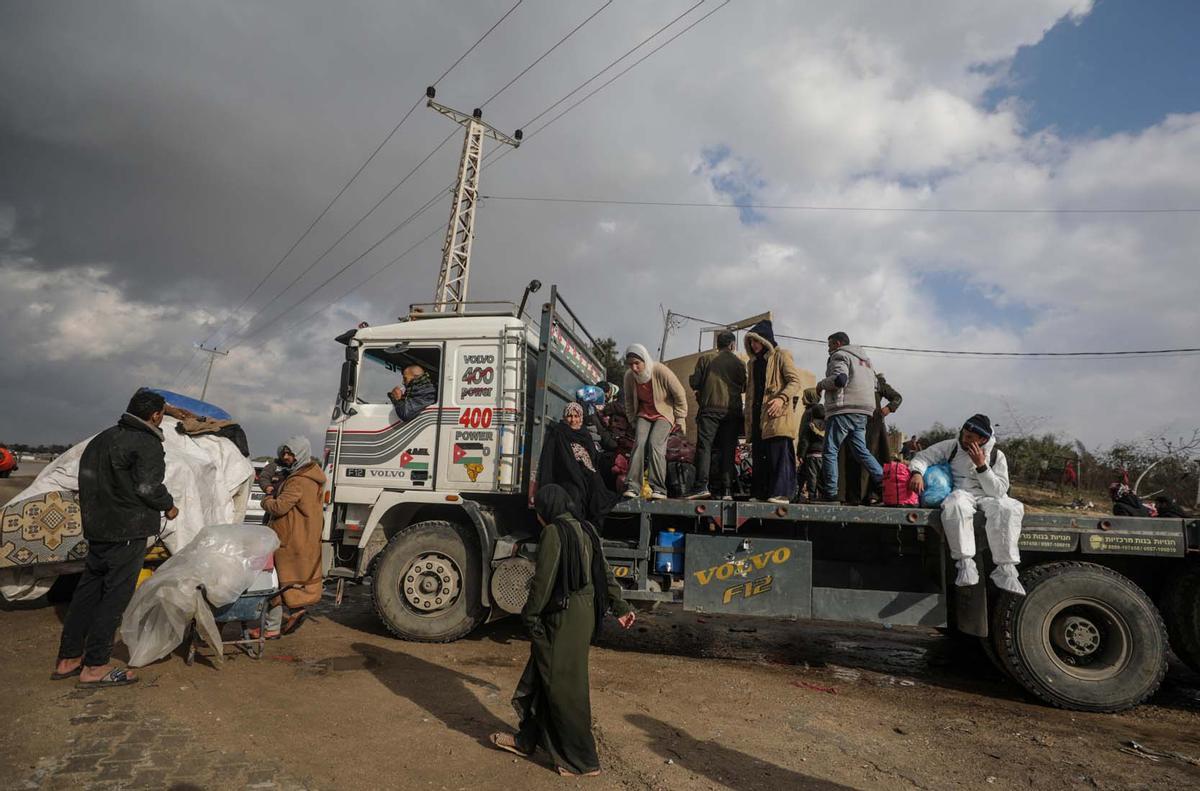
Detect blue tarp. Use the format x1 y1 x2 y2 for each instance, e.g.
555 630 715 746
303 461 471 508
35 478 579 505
150 389 233 421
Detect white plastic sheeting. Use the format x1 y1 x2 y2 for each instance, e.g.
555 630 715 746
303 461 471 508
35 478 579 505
120 524 279 667
0 416 254 601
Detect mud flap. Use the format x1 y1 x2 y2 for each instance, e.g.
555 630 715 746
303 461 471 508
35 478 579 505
954 576 989 637
683 535 813 617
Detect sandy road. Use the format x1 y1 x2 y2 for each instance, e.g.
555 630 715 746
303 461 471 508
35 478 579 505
3 468 1200 790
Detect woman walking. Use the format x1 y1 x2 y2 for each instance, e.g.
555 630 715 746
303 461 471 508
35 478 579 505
490 485 636 777
259 435 326 638
621 343 687 499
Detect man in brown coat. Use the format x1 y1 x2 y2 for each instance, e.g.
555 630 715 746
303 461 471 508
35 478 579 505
743 320 803 503
261 435 327 637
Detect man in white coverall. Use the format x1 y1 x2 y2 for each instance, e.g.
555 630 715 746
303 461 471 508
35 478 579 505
907 414 1026 595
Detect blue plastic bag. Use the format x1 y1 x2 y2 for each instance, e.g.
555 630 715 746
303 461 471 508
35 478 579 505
575 385 606 406
921 462 954 507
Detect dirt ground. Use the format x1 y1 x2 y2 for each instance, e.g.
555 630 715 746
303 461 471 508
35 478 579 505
4 471 1200 790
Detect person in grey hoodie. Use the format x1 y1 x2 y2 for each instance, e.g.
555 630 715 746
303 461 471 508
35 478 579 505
816 332 883 501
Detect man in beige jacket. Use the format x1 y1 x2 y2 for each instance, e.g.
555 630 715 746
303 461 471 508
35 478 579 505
622 344 687 499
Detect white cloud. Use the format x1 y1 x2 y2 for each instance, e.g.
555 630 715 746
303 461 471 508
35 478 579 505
0 0 1195 453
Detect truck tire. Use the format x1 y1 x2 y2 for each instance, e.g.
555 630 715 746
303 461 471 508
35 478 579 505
1162 564 1200 673
372 520 487 643
994 561 1167 713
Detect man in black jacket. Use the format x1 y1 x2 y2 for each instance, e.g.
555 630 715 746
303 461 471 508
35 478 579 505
388 364 438 423
53 389 178 687
686 331 747 500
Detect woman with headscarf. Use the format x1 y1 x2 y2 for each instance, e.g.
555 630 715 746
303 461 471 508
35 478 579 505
257 435 327 638
1110 482 1152 517
538 403 620 524
490 485 635 777
621 343 688 499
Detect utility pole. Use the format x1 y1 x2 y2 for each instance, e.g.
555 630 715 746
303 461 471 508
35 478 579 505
425 86 521 313
195 343 229 402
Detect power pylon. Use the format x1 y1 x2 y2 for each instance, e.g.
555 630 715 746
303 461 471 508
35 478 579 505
425 86 521 313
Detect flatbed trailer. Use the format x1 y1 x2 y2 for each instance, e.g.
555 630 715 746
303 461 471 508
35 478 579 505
320 282 1200 714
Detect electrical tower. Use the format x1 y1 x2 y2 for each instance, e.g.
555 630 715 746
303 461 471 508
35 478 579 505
194 343 229 402
425 86 521 313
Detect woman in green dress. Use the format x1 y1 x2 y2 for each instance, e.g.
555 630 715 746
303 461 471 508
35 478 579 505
490 484 636 777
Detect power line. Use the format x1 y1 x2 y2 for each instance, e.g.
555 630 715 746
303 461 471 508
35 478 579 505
432 0 524 87
479 195 1200 215
228 187 450 350
521 0 706 130
772 333 1200 359
223 0 727 351
481 0 713 172
237 222 447 356
521 0 731 143
200 1 524 349
479 1 613 109
223 129 459 344
665 312 1200 359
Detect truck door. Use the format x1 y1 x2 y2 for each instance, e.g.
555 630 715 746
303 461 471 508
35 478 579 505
334 342 446 491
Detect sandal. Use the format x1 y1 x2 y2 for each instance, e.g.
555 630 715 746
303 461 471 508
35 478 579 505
245 627 281 641
281 610 308 636
76 667 139 688
557 767 601 777
489 732 532 758
50 664 82 681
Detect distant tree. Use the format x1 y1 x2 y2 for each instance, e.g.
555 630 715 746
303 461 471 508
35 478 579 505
918 423 957 446
591 337 624 385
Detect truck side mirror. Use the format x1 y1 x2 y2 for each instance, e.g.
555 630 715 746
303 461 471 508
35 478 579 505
339 358 357 405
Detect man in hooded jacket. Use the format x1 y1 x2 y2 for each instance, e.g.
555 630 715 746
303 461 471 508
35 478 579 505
744 320 803 503
53 388 179 687
908 414 1026 595
817 332 884 502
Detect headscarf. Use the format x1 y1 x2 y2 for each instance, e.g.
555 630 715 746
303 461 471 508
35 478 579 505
563 402 584 421
534 483 577 524
281 434 314 473
624 343 654 384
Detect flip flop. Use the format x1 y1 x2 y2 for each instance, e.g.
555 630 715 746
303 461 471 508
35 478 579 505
245 627 281 641
281 610 308 636
489 732 532 758
50 665 82 681
76 667 139 689
557 767 601 777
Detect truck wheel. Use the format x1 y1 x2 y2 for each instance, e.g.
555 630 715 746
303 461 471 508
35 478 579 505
994 561 1167 713
372 520 487 643
1162 564 1200 673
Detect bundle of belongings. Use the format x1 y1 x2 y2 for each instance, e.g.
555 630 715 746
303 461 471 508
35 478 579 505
0 397 255 601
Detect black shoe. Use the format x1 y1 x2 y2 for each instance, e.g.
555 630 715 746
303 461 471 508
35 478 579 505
684 485 712 500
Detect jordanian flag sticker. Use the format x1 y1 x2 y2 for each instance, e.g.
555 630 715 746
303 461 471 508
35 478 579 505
452 443 484 465
399 451 429 471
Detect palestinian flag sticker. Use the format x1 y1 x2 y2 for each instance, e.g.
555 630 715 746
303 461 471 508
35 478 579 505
452 443 485 482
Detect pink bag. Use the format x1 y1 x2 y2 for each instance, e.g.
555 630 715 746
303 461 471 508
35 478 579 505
882 462 918 506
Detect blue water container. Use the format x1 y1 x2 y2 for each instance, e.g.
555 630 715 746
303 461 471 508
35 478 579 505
655 530 685 575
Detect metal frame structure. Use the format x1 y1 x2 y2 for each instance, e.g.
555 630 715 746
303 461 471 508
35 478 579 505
427 98 520 314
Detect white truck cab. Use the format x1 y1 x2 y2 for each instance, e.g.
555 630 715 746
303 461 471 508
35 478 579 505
322 286 605 641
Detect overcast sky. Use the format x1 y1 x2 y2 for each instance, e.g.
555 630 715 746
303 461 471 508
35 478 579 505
2 0 1197 456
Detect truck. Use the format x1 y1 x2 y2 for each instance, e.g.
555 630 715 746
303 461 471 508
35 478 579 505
319 282 1200 714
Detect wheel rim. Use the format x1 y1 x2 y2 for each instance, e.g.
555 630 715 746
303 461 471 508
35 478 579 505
401 552 462 616
1039 597 1131 682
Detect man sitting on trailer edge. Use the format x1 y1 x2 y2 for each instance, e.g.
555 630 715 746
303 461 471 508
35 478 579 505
907 414 1027 596
388 364 437 423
